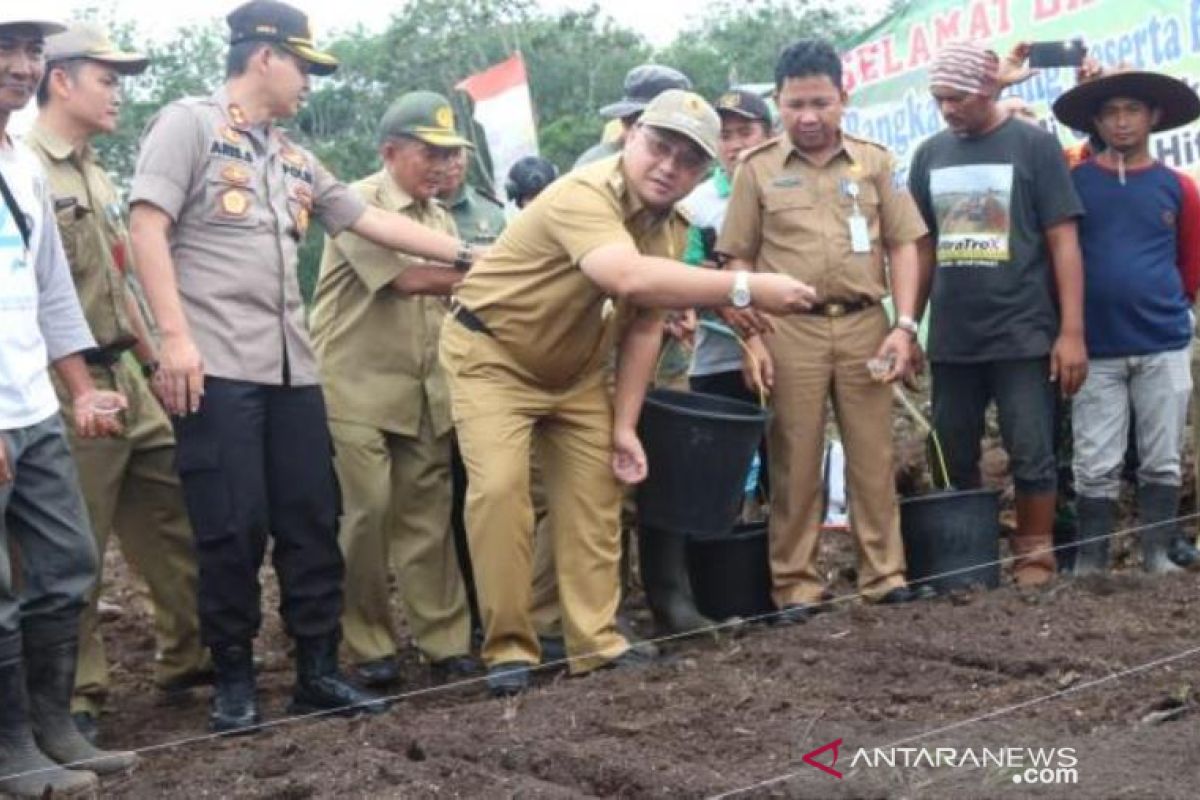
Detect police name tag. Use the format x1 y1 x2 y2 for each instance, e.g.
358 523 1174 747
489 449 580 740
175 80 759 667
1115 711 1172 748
848 213 870 253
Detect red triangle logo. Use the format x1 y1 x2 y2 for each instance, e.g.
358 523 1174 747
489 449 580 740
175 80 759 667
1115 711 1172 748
802 738 844 779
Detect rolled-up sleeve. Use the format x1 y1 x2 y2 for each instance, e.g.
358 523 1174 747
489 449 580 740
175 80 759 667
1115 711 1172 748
35 190 95 360
129 103 206 221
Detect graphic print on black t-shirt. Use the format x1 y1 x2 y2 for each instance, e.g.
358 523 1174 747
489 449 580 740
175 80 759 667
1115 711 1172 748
930 164 1013 267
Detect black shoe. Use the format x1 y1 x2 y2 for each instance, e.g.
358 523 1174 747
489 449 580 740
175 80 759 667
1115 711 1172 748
291 635 390 717
538 635 567 665
354 657 400 688
486 662 532 697
1169 535 1200 569
210 643 261 735
71 711 98 745
599 647 657 671
775 603 821 625
876 585 936 604
430 655 481 682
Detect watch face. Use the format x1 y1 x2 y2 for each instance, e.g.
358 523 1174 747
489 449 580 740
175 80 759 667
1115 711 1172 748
732 287 752 307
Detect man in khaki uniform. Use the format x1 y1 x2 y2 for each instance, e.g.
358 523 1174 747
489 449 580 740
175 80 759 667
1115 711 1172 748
28 23 207 741
442 89 815 696
128 0 480 733
311 91 473 685
718 39 929 620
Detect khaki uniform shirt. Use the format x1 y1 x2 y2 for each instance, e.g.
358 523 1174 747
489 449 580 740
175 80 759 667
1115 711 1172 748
310 171 456 438
128 87 366 386
718 133 927 302
446 184 506 246
25 124 136 350
455 154 687 389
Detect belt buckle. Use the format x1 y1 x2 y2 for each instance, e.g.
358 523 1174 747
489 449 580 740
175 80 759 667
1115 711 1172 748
825 302 846 318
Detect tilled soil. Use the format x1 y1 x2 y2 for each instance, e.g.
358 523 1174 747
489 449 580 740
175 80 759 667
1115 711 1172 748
91 542 1200 799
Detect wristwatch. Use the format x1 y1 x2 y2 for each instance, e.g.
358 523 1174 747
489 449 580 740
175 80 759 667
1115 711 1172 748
729 271 752 309
452 244 474 272
895 315 920 337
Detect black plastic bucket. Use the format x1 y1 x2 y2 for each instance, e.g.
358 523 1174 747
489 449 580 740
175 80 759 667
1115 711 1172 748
899 489 1001 593
686 522 774 620
637 389 769 537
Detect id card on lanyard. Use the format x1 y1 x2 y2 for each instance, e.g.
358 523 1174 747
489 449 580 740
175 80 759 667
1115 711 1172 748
842 179 871 254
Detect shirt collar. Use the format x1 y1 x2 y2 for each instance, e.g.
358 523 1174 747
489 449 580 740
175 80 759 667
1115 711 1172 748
380 170 419 213
782 132 858 168
27 123 91 164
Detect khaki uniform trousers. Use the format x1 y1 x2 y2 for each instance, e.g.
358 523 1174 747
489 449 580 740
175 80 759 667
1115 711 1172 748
440 320 628 673
331 407 470 664
61 357 206 715
766 307 907 606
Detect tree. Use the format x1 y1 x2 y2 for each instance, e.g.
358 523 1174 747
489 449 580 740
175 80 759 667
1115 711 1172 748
656 0 863 99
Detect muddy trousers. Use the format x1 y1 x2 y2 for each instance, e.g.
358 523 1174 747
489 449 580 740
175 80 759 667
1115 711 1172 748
766 308 907 606
171 379 344 647
330 410 471 664
440 321 628 673
61 360 206 715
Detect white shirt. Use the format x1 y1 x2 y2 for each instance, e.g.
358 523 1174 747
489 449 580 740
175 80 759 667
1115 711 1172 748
0 136 95 429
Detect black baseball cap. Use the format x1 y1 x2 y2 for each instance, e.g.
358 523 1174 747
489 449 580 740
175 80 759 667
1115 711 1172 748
714 89 772 125
506 156 559 203
226 0 338 76
600 64 692 119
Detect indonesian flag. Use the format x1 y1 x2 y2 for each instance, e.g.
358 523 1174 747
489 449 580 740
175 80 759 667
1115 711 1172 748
456 54 539 202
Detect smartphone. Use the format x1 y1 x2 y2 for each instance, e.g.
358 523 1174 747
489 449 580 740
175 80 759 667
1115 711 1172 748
1028 39 1086 68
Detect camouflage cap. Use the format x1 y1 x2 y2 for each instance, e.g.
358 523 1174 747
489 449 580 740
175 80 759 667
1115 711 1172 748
377 91 475 149
638 89 720 158
45 22 149 75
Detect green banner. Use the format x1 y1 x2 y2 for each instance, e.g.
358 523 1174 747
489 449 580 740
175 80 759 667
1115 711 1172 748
841 0 1200 177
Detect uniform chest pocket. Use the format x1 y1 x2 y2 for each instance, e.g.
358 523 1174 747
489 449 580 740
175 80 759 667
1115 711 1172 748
53 201 91 273
204 158 262 229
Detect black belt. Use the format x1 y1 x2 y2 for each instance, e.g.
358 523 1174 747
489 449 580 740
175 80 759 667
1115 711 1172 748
452 304 493 336
83 337 137 367
801 298 877 318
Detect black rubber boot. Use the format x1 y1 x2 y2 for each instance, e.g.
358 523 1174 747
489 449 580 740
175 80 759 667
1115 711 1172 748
1072 496 1115 576
22 628 136 776
638 527 716 634
0 652 97 797
209 643 261 734
290 634 391 716
1168 533 1200 569
1138 483 1184 574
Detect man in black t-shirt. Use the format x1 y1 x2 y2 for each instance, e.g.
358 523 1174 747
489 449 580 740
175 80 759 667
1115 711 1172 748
908 41 1087 588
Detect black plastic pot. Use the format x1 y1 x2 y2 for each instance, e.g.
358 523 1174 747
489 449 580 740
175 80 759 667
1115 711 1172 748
636 389 769 537
686 522 774 620
900 489 1001 593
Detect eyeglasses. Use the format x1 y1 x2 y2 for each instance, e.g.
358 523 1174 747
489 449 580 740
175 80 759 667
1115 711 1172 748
638 127 710 173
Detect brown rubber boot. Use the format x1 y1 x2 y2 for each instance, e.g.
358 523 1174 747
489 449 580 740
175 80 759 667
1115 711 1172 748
1012 491 1057 587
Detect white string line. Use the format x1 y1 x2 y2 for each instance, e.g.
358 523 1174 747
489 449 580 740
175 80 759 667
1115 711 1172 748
706 642 1200 800
4 511 1198 783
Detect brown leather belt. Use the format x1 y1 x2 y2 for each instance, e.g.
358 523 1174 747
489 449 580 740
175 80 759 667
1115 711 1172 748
801 299 877 318
452 304 493 336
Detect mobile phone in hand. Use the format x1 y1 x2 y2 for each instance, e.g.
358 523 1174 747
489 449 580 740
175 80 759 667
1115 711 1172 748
1027 39 1086 68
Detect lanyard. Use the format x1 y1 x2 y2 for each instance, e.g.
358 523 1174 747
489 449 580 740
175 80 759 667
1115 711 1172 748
0 167 32 251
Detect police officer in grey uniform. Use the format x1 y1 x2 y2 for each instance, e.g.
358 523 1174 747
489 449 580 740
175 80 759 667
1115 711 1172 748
127 0 479 733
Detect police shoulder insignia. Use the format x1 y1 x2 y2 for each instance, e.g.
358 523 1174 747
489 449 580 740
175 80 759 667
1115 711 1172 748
227 104 248 129
218 188 251 218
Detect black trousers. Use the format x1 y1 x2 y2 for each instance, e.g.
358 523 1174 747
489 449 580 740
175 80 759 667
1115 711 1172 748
172 378 344 647
689 370 770 497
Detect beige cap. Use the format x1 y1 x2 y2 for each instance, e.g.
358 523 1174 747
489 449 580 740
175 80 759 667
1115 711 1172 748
45 22 148 75
0 13 66 35
638 89 720 158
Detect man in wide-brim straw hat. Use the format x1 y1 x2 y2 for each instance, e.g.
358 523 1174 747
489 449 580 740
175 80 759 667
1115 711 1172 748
1052 66 1200 577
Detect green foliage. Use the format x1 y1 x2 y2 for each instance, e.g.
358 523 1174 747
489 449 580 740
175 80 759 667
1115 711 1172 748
65 0 885 301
